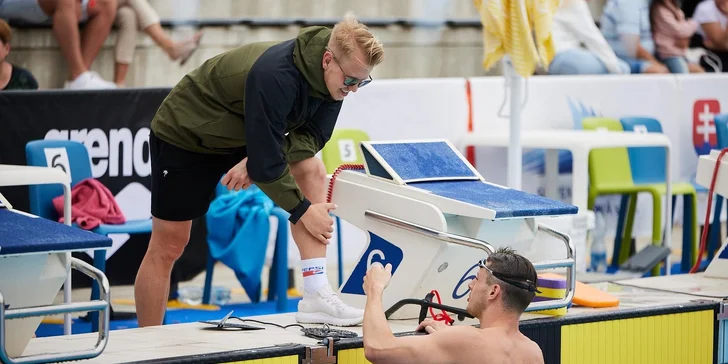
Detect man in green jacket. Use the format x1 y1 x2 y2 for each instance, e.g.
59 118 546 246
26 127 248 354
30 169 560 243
135 13 384 327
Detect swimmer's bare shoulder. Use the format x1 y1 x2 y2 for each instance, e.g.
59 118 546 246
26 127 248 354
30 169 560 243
470 327 544 364
519 334 545 364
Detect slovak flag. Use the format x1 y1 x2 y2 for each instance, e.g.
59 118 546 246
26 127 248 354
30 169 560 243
693 99 720 155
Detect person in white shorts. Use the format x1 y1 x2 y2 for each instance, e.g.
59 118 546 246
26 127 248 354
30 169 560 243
0 0 118 89
692 0 728 72
112 0 203 86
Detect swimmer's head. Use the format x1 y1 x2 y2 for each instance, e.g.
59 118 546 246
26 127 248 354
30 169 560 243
322 12 384 101
466 247 539 317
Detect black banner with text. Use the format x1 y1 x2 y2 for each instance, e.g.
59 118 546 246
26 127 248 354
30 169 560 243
0 88 209 289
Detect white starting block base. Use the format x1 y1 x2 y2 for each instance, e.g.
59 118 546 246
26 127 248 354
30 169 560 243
328 140 579 320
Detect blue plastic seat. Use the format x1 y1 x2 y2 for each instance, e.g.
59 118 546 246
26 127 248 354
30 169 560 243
25 139 152 332
613 117 698 273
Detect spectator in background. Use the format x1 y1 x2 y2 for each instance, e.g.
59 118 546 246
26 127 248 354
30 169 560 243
0 19 37 90
651 0 705 73
548 0 629 75
0 0 117 89
113 0 203 87
693 0 728 71
600 0 670 74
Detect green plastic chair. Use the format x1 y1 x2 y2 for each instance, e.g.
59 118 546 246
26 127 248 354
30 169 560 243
321 128 370 173
320 128 371 286
582 117 697 276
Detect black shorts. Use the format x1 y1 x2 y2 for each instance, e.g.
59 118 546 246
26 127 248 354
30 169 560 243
149 131 247 221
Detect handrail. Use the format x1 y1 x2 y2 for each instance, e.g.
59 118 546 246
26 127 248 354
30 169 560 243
0 258 110 364
364 210 495 255
524 224 576 313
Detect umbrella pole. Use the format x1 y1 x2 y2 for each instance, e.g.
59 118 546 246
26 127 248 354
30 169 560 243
506 57 523 190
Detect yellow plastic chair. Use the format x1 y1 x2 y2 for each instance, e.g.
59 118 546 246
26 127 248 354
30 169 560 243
582 117 697 276
320 128 371 286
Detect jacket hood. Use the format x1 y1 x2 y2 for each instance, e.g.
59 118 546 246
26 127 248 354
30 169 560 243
293 26 332 100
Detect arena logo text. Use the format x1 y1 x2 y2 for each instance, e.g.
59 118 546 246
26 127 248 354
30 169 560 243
44 127 151 178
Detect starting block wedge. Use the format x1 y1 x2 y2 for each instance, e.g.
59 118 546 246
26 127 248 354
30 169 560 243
327 140 579 320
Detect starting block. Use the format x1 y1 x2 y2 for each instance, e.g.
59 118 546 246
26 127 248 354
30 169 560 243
327 140 579 320
0 202 112 363
696 149 728 278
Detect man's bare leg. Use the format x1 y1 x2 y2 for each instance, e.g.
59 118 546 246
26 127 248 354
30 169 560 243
290 157 364 326
290 158 328 261
134 218 192 327
37 0 87 80
80 0 117 69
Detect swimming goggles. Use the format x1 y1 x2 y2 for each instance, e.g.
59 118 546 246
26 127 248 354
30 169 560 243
478 258 541 293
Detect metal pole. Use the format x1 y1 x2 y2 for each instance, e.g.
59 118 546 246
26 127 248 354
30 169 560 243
507 57 523 190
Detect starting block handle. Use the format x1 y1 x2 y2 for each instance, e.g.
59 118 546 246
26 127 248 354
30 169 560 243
364 210 495 255
525 224 576 313
0 258 110 364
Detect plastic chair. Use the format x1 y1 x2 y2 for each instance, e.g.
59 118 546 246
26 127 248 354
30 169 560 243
320 128 370 287
25 139 152 332
581 117 695 276
201 182 289 313
616 117 698 273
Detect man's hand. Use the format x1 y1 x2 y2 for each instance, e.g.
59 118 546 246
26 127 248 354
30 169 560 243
363 262 392 296
299 202 336 244
221 157 253 191
416 319 450 334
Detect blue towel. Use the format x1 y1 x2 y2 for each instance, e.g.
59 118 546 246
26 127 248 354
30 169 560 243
206 186 273 303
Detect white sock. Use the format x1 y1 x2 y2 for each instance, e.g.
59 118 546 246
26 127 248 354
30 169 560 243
301 258 328 295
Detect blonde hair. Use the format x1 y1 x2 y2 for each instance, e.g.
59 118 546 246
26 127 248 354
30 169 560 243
330 12 384 67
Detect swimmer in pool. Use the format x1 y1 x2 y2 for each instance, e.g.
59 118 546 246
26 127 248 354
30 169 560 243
361 246 545 364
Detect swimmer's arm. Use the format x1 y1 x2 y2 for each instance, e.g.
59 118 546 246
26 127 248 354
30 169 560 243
364 324 480 364
363 292 476 364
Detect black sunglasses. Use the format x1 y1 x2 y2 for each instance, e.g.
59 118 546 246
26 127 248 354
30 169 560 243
326 46 373 88
478 259 541 293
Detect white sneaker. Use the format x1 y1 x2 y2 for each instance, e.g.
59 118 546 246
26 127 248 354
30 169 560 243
295 285 364 326
64 71 117 90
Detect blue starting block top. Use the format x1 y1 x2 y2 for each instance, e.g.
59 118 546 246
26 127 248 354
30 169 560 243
359 140 578 218
0 208 112 256
409 181 578 218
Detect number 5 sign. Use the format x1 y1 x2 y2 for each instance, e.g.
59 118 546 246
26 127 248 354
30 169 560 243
338 139 357 162
43 147 72 180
